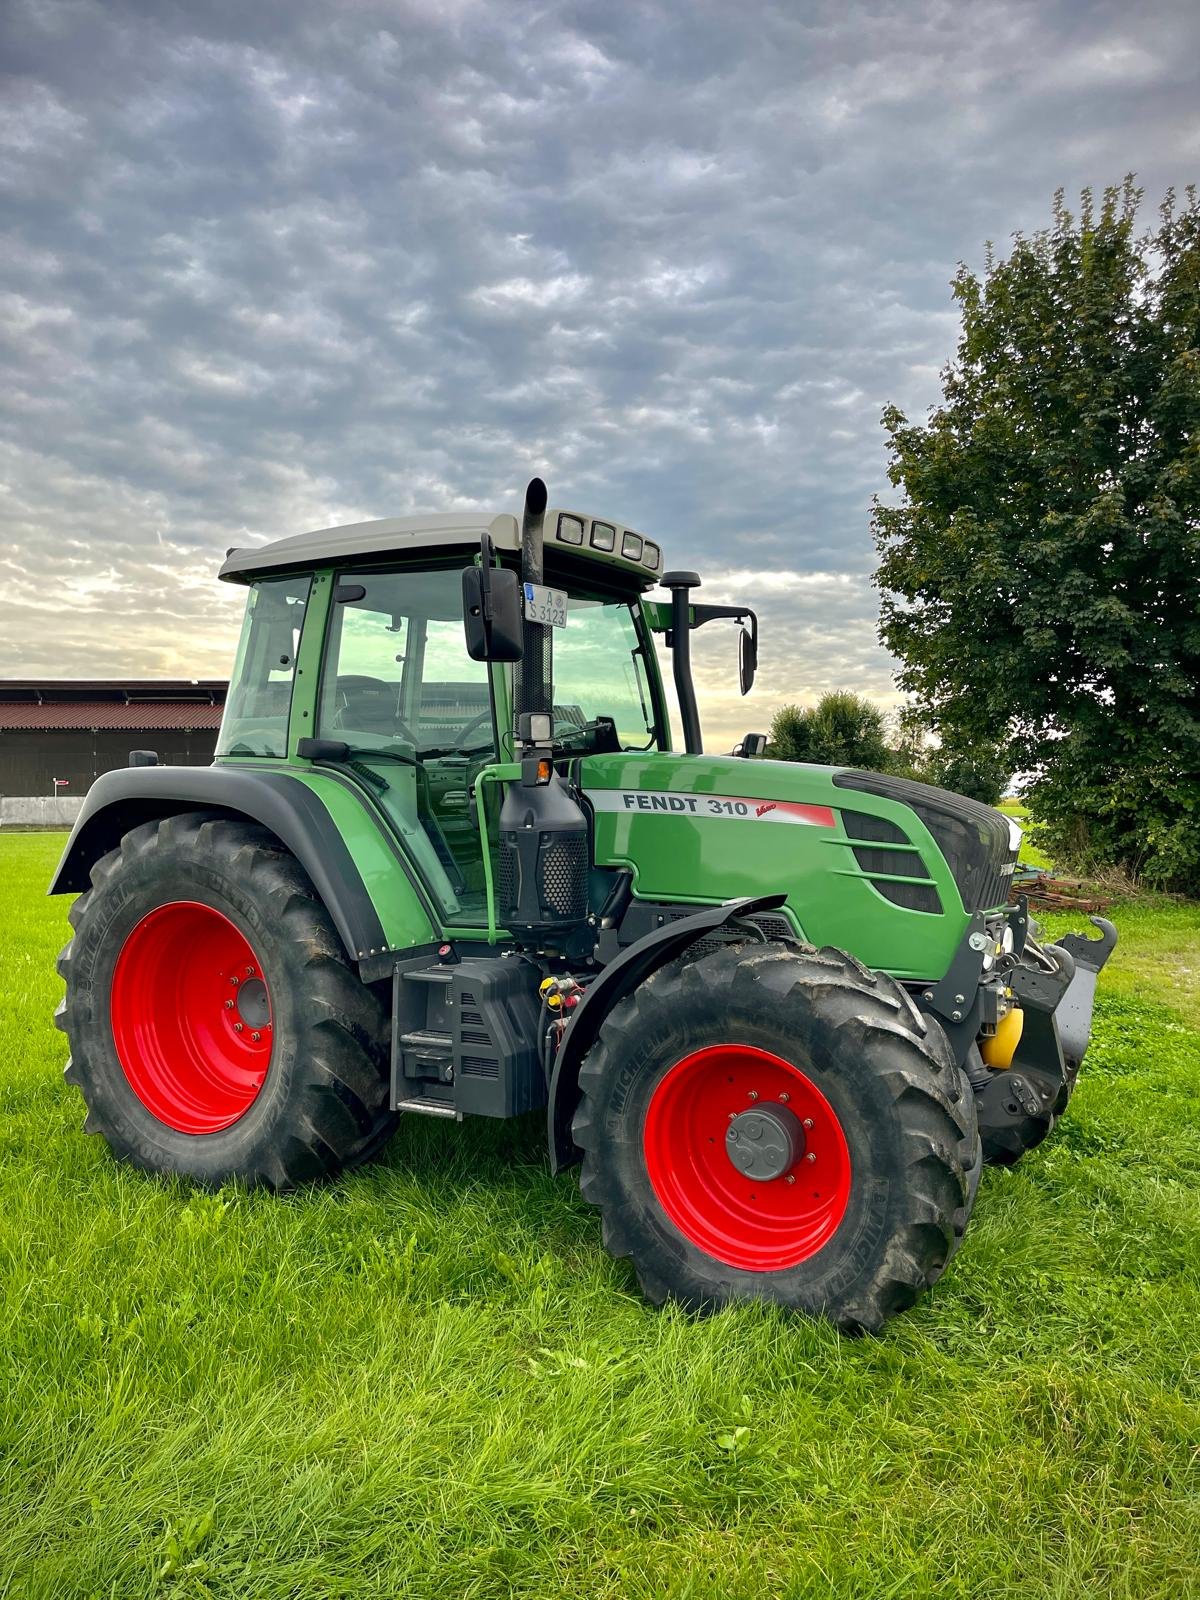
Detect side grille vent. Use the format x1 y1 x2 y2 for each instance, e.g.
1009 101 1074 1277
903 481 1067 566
839 808 942 915
456 990 497 1055
461 1056 500 1079
835 774 1016 913
618 905 799 958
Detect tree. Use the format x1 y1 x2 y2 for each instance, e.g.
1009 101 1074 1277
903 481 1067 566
872 181 1200 889
928 740 1009 807
769 691 892 770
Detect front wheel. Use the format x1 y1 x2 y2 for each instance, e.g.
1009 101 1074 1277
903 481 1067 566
573 941 981 1332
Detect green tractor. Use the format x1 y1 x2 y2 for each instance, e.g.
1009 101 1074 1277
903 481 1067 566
51 480 1115 1330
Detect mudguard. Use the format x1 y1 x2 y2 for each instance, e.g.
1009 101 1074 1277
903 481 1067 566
546 892 789 1172
47 765 390 965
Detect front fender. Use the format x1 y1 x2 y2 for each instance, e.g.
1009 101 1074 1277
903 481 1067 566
546 893 789 1173
48 765 405 965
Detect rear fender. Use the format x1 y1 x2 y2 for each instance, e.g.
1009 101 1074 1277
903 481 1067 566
48 765 399 965
546 893 788 1172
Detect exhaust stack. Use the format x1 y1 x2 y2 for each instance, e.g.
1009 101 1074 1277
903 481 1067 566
498 477 590 950
517 476 550 723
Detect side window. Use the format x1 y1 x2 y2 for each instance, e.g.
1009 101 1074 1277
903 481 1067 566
217 576 311 757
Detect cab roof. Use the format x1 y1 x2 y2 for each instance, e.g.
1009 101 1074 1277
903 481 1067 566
219 513 518 584
218 507 664 589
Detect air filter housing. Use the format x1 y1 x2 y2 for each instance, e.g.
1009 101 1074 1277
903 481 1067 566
498 770 589 943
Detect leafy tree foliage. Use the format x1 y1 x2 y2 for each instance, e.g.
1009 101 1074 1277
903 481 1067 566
928 741 1008 807
873 182 1200 889
769 691 892 770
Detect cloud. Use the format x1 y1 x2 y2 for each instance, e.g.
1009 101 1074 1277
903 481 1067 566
0 0 1197 758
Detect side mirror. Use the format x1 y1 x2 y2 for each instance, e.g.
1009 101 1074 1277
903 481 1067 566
738 622 757 695
736 732 767 759
463 562 523 662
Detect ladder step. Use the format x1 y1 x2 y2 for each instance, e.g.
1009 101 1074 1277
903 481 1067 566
399 1029 453 1053
395 1097 460 1120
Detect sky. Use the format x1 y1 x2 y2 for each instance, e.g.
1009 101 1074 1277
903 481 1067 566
1 0 1198 751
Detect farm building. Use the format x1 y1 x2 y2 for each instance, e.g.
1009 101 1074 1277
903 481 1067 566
0 680 227 799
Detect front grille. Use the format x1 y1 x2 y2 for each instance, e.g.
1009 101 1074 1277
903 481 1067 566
839 807 942 914
834 772 1016 913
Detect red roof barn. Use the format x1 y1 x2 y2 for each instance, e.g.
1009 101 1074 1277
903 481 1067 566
0 680 227 797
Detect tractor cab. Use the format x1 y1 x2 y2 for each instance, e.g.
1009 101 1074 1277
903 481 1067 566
214 498 756 929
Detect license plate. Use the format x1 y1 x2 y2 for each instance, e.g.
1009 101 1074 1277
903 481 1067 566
523 582 567 628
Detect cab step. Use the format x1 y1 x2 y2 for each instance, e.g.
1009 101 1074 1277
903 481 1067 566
394 1097 461 1120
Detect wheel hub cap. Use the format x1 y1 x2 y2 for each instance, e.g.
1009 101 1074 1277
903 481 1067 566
725 1103 804 1181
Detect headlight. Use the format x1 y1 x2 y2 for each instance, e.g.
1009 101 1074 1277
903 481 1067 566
557 514 585 546
590 521 616 551
621 531 643 560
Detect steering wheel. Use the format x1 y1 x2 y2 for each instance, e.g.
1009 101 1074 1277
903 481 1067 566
331 675 418 745
453 709 493 748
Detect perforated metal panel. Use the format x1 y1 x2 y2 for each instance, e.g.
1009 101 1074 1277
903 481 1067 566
541 836 589 919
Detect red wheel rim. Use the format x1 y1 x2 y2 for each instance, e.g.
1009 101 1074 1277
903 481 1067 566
110 901 273 1134
642 1044 852 1271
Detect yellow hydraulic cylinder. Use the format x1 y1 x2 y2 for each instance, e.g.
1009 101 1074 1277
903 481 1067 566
979 1006 1024 1069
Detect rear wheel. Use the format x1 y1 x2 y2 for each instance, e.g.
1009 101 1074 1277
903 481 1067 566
56 812 396 1188
573 941 981 1332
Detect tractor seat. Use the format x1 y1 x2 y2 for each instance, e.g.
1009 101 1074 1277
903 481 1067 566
334 678 402 737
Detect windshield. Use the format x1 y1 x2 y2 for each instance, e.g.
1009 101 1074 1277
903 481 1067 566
550 596 659 752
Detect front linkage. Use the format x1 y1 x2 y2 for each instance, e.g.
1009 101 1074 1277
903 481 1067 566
916 895 1117 1164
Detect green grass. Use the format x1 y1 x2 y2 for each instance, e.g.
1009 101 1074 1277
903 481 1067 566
2 832 1199 1598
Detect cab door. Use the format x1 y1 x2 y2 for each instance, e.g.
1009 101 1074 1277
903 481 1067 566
318 565 501 924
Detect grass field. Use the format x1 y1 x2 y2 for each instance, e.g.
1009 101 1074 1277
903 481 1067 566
2 832 1199 1598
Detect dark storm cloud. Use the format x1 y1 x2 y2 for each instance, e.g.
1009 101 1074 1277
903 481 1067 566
1 0 1197 744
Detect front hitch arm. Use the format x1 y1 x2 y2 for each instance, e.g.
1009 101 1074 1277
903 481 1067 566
1051 917 1118 1069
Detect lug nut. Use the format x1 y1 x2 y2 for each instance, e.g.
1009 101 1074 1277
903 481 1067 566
748 1090 759 1101
779 1092 790 1103
246 966 255 976
785 1174 796 1185
803 1118 814 1130
251 1031 261 1042
224 999 234 1010
230 975 239 986
805 1152 817 1163
233 1022 244 1033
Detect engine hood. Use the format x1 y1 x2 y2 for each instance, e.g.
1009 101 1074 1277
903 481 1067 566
576 749 979 982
